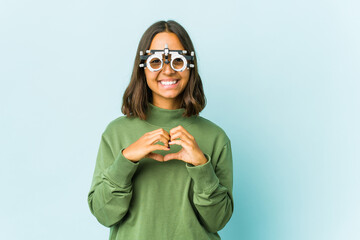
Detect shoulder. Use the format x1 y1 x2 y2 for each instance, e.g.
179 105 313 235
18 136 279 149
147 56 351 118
101 115 138 137
192 115 231 145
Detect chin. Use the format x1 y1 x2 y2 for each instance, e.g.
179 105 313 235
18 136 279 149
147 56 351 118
160 94 179 99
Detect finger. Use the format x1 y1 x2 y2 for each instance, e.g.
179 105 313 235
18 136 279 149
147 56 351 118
149 143 171 152
160 132 171 141
169 125 182 136
148 128 168 135
168 139 190 148
170 131 193 145
148 134 170 147
150 136 170 147
148 128 170 138
146 152 164 162
145 129 170 144
170 126 193 141
148 129 170 139
170 132 196 146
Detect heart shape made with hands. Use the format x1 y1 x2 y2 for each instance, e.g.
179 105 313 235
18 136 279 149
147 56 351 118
151 126 207 166
152 135 182 161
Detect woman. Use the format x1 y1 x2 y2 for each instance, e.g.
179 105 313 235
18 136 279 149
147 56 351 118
87 20 234 240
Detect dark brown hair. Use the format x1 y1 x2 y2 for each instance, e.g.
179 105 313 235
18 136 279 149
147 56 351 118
121 20 206 120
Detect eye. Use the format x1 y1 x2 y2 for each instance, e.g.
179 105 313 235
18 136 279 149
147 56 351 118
150 59 161 63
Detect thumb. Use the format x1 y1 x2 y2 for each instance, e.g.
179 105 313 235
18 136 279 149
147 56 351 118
163 152 180 162
146 152 164 162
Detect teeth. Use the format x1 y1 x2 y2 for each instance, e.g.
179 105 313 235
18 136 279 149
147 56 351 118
160 80 178 85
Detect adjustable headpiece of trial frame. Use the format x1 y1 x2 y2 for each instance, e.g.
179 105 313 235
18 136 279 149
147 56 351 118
139 44 195 72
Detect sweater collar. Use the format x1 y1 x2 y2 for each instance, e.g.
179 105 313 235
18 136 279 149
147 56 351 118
145 102 197 128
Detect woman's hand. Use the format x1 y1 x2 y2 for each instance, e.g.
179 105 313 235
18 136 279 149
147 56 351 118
122 128 170 162
163 125 208 166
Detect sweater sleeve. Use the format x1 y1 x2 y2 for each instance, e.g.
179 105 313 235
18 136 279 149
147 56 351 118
185 140 234 233
87 134 139 227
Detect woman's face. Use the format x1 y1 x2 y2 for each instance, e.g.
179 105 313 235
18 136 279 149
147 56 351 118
144 32 190 109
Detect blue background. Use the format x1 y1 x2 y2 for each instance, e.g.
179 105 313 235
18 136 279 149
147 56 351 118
1 0 359 239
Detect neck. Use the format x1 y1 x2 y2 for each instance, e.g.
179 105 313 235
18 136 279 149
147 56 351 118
151 97 182 110
144 102 197 128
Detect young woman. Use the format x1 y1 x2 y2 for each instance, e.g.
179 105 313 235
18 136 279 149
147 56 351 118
87 20 234 240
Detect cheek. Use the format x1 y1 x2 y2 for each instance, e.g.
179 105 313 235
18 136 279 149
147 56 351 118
180 71 190 82
145 70 159 82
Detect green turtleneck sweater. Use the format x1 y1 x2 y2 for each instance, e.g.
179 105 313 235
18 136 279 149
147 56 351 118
87 103 234 240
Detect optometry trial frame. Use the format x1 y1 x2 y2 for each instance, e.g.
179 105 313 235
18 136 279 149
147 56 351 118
139 44 195 72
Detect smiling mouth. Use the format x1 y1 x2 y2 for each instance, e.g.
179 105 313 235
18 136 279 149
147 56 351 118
159 79 179 85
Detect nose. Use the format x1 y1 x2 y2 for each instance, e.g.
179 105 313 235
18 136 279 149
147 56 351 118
162 61 176 74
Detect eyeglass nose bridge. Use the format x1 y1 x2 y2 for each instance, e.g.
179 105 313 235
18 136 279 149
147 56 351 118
162 59 176 73
164 59 170 65
154 59 176 72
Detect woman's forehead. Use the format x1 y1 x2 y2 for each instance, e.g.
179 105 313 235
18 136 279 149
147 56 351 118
149 32 185 51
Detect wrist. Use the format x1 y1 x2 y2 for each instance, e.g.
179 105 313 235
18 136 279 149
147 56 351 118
122 148 138 163
193 154 208 166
